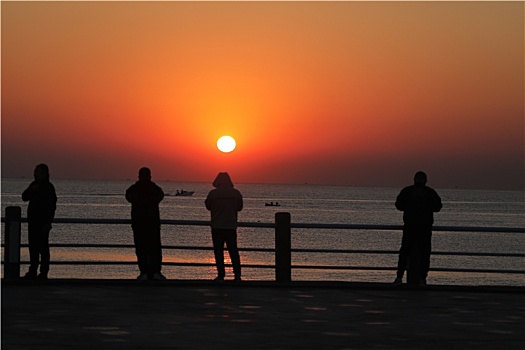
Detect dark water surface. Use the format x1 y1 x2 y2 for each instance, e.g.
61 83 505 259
2 178 524 285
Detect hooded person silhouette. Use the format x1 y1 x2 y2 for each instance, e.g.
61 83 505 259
205 172 243 282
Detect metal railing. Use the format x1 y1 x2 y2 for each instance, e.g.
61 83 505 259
2 207 525 283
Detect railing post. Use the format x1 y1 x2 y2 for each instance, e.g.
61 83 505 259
4 206 22 279
275 212 291 282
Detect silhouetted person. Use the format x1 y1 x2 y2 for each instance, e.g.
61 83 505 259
394 171 442 286
22 164 57 280
126 167 166 281
205 172 243 282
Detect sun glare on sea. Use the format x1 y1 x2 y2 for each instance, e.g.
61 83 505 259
217 136 236 153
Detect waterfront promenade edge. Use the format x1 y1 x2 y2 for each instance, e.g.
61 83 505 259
2 279 524 350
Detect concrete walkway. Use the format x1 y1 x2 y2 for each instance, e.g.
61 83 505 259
2 280 524 349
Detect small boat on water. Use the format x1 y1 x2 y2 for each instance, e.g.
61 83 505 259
265 202 281 207
175 190 194 196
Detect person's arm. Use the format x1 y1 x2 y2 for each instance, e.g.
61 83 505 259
395 189 407 211
237 191 243 212
125 186 134 203
432 191 443 212
157 186 164 203
205 191 214 211
22 182 36 202
46 184 57 222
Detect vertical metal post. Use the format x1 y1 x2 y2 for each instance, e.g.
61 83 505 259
4 206 22 279
275 212 291 282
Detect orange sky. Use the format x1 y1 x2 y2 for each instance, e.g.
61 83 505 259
1 1 524 190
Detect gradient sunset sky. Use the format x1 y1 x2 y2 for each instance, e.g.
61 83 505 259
1 1 523 190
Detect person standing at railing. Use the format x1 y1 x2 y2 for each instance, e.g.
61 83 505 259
394 171 442 287
21 163 57 280
126 167 166 281
205 172 243 282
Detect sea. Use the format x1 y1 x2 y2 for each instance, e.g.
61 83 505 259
1 178 524 286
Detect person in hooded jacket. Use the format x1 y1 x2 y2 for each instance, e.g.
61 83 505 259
394 171 442 286
205 172 243 282
126 167 165 280
22 163 57 280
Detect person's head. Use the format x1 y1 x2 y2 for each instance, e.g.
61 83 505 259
34 164 50 182
414 171 427 185
138 167 151 181
212 172 234 188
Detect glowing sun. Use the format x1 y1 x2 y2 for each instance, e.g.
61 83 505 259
217 136 236 153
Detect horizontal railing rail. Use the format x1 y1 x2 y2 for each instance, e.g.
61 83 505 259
7 242 525 258
2 209 525 283
3 216 525 233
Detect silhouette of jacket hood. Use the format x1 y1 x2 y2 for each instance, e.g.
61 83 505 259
212 172 234 188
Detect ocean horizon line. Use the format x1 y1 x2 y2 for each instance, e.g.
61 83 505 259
2 176 524 192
